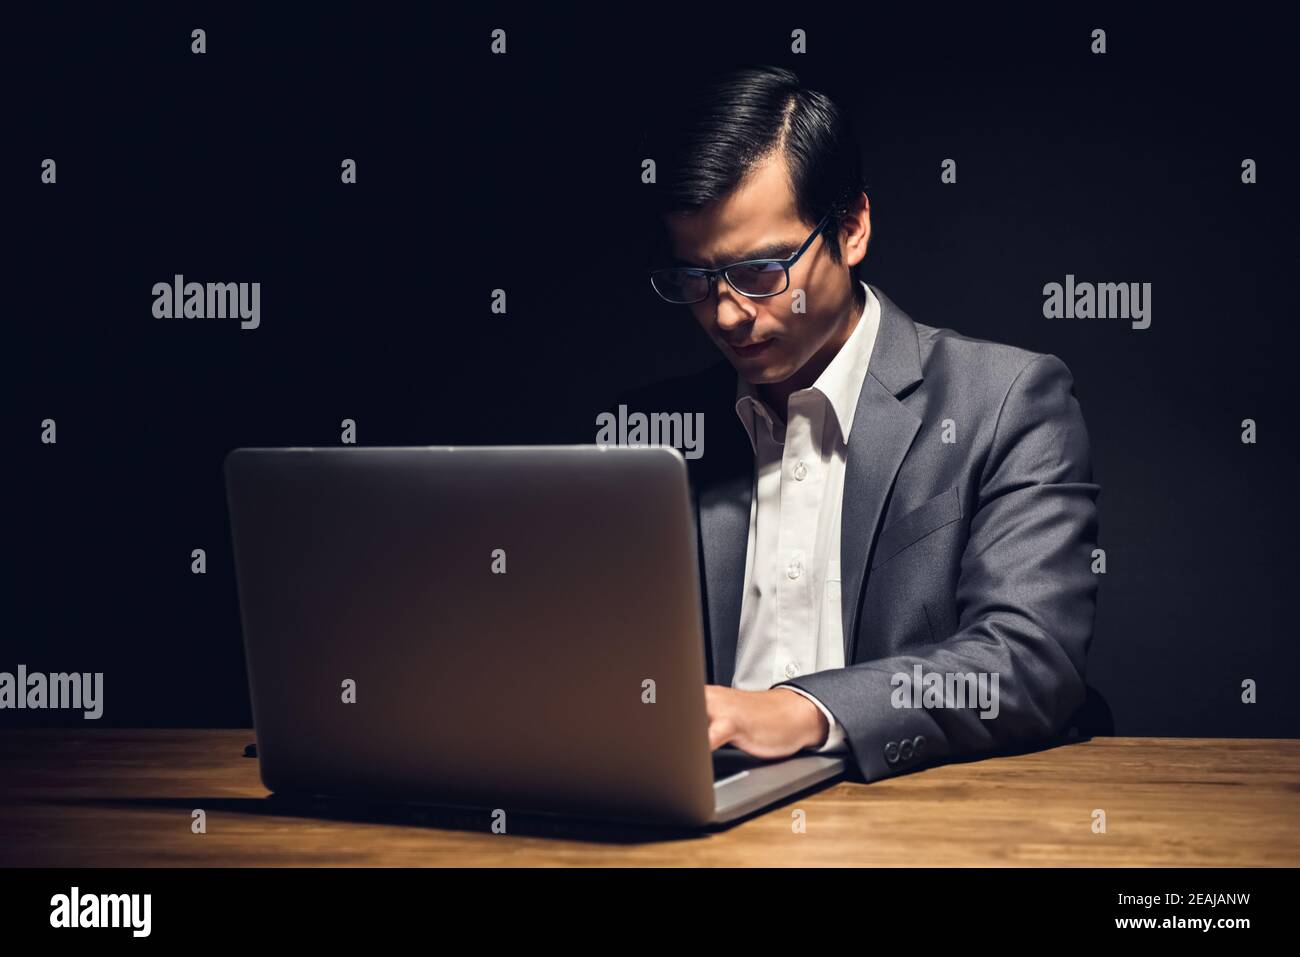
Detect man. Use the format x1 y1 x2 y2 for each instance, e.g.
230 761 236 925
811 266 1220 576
620 65 1101 782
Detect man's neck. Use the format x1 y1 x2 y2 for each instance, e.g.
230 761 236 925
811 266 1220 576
757 282 865 422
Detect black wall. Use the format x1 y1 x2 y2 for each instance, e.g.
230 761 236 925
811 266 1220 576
7 3 1297 736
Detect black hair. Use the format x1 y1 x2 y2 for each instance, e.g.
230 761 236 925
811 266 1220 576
639 65 868 286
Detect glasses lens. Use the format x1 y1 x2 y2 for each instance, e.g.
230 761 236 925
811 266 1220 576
726 261 787 297
652 269 710 303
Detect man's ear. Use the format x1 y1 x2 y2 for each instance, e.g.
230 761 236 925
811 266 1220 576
842 192 871 269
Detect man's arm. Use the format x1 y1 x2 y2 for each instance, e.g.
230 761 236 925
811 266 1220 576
780 353 1100 781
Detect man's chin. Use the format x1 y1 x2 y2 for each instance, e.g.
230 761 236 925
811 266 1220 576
734 360 793 386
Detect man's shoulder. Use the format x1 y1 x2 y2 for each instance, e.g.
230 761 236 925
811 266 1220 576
914 319 1049 382
872 284 1069 400
907 314 1074 413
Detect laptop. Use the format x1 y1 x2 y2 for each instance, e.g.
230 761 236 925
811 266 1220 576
223 445 845 828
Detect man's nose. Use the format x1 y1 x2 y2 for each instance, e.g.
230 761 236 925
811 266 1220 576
712 280 754 333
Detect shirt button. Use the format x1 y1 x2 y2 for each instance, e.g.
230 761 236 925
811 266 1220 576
786 559 804 580
785 661 800 678
793 461 808 481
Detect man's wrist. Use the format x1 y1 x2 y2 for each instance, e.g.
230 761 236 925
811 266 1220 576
776 687 830 749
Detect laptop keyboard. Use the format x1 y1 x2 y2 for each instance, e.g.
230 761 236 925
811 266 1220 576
711 747 766 782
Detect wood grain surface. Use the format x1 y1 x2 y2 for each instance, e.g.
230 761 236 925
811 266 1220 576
1 731 1295 866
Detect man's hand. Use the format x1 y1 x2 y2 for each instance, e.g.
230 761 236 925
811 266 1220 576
705 685 829 758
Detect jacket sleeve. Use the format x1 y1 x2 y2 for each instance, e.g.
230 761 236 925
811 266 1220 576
779 353 1101 782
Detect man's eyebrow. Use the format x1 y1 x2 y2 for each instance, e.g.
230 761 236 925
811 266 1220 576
670 240 798 268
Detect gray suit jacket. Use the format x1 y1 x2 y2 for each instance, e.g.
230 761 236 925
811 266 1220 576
620 283 1101 782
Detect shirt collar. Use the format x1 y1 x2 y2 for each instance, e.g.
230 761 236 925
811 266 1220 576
733 279 882 451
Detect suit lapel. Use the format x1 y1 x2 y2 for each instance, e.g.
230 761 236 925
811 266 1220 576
690 361 755 687
839 285 924 662
698 464 750 688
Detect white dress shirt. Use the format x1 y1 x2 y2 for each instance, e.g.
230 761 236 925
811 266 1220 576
731 279 882 753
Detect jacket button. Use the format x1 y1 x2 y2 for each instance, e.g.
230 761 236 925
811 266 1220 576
884 741 899 763
913 734 927 754
899 738 914 761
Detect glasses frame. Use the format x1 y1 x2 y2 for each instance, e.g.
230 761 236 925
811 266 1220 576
649 211 834 304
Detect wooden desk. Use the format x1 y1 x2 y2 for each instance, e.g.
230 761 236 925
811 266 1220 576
0 731 1295 866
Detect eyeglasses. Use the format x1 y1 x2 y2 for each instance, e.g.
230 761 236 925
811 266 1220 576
649 212 834 305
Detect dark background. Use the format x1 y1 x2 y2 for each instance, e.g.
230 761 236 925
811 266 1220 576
6 3 1297 736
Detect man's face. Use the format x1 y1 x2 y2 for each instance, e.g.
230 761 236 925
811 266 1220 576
661 153 865 388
